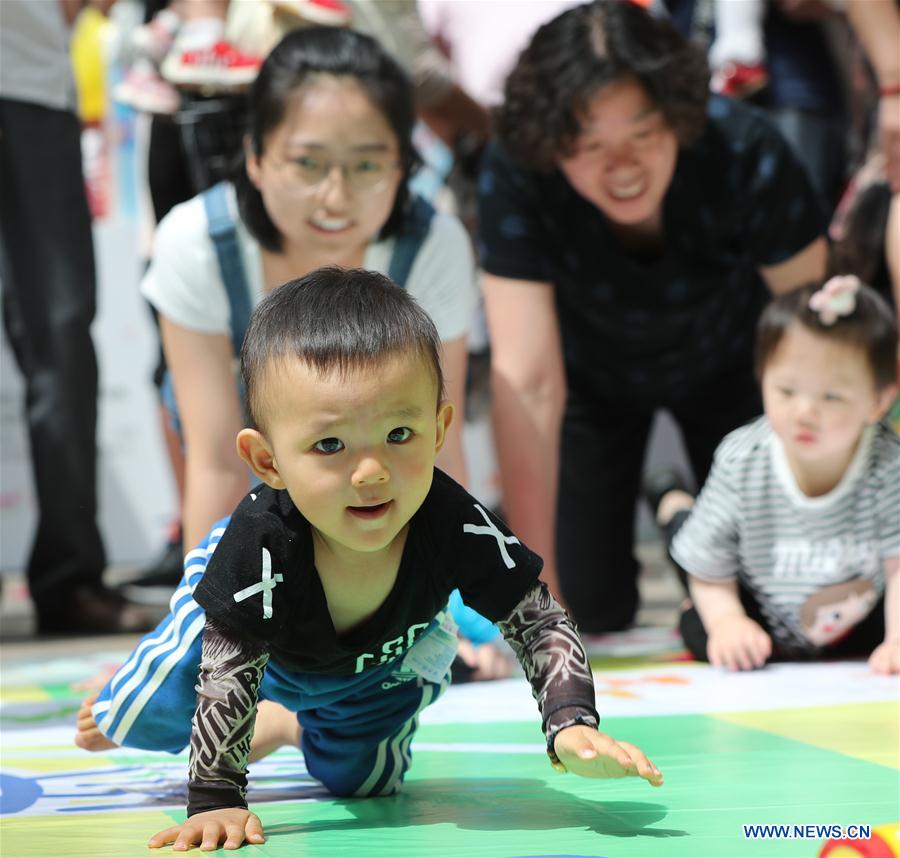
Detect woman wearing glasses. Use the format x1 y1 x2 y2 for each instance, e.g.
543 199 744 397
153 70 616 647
142 26 476 555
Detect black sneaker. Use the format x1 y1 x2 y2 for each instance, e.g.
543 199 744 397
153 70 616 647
119 540 184 606
642 468 691 521
450 654 476 684
37 585 154 636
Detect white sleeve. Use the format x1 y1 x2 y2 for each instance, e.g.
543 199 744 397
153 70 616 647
670 443 743 581
405 213 477 343
140 196 231 335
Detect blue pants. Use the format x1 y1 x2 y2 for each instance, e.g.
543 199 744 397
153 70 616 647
93 521 450 797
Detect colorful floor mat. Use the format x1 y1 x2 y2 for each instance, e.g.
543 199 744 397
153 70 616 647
1 643 897 858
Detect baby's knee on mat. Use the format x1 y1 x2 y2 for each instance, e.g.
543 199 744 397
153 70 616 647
333 781 403 799
310 760 406 799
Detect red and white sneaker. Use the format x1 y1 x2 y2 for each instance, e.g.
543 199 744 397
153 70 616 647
161 40 262 89
114 61 180 114
711 62 769 100
269 0 352 26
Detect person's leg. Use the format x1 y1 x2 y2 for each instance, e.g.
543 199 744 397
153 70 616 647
678 603 711 661
245 700 302 763
120 303 187 599
78 602 204 751
657 503 701 654
148 114 196 222
81 523 229 750
556 389 654 633
662 507 694 593
766 107 846 211
709 0 769 98
262 616 455 797
669 364 762 490
295 665 451 798
0 100 106 621
144 0 174 24
710 0 766 68
122 116 195 596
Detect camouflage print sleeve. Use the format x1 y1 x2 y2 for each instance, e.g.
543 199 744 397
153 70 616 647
496 582 599 764
186 619 270 816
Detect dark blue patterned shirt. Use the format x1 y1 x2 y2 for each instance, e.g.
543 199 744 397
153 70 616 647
478 97 827 404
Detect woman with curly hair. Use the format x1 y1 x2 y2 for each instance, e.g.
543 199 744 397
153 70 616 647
478 0 829 633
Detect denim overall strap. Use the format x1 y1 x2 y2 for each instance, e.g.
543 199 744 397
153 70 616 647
387 195 435 289
201 182 253 357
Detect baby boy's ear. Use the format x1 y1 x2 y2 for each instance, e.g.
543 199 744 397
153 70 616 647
434 400 454 453
237 428 286 490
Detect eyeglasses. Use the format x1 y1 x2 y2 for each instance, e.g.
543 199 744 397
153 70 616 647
269 153 401 195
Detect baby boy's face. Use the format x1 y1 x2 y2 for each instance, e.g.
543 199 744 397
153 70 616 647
260 351 452 560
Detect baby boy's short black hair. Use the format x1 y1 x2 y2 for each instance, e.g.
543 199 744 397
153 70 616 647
242 267 445 431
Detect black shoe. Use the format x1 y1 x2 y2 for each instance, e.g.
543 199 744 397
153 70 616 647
450 654 476 684
642 468 691 521
119 539 184 606
36 585 154 636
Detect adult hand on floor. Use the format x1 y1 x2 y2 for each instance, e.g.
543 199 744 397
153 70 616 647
149 808 265 851
552 726 664 786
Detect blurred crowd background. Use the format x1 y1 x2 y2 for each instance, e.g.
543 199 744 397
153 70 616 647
1 0 897 637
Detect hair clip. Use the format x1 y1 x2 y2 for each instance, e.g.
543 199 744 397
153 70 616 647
808 275 860 326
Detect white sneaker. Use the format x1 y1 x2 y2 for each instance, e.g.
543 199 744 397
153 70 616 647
130 8 180 65
114 61 180 114
269 0 352 26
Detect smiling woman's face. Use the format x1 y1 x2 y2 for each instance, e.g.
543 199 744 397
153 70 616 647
245 74 402 261
557 76 678 236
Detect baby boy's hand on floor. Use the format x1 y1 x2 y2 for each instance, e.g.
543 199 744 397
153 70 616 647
149 807 265 851
553 726 663 786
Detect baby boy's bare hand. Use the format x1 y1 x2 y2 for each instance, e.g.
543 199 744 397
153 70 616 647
148 807 265 851
553 726 663 786
707 615 772 671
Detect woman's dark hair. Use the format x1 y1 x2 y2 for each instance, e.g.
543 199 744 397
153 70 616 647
497 0 709 170
242 267 444 431
755 281 898 390
830 180 893 297
234 27 420 251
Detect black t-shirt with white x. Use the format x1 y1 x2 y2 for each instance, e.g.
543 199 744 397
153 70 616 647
193 469 544 675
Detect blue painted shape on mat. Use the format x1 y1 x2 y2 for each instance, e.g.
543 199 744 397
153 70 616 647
0 773 43 814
